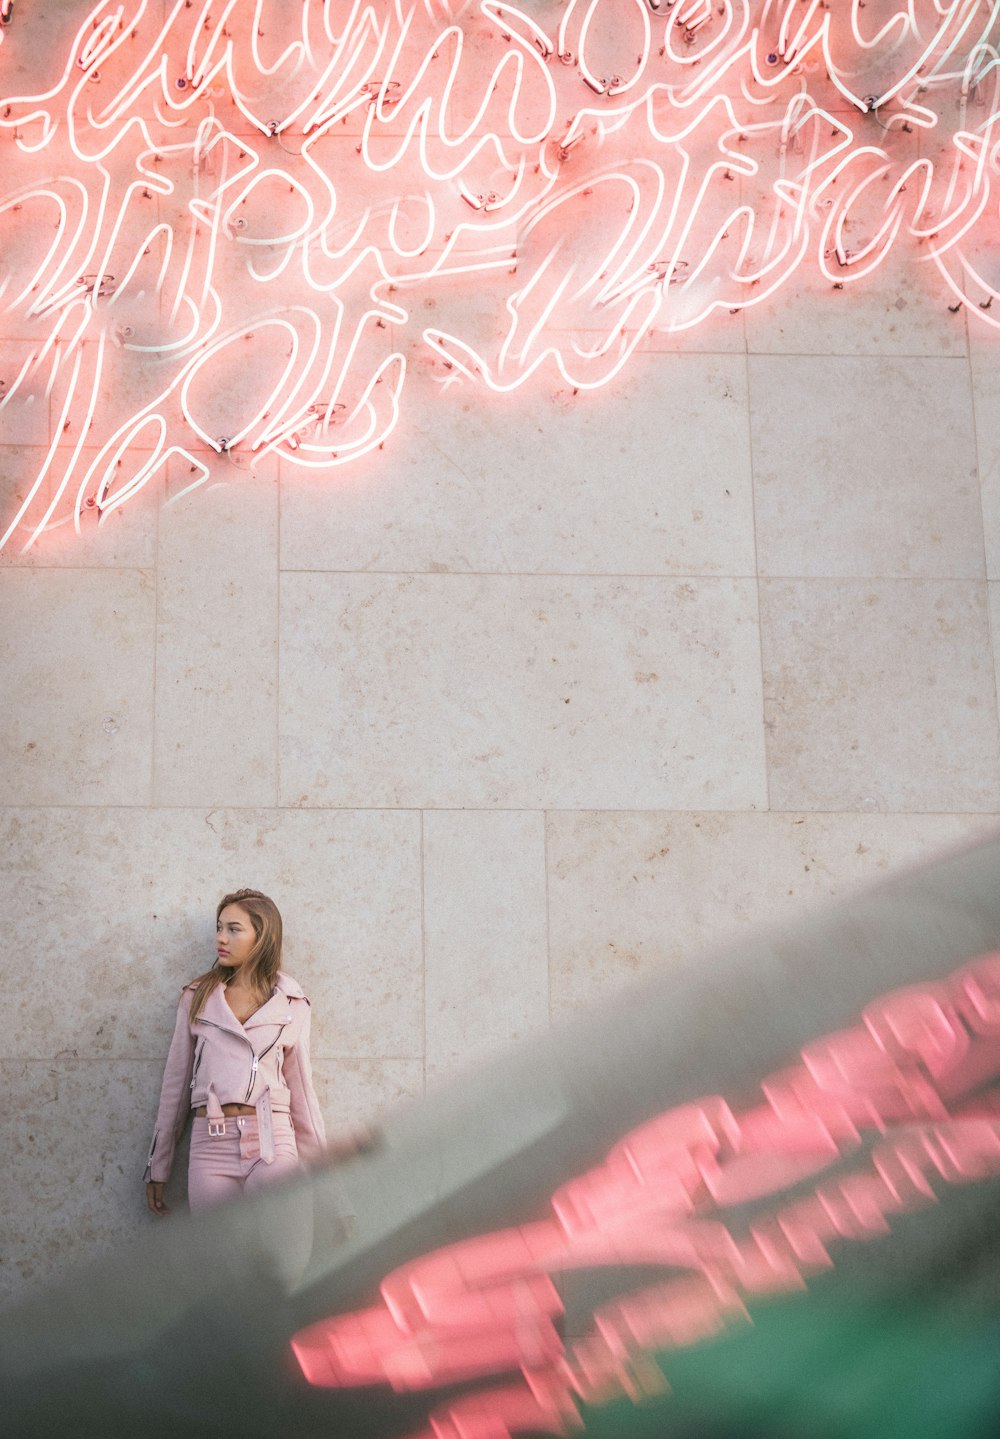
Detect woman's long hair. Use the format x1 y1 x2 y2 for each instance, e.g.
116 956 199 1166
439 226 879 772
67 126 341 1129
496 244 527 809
188 888 283 1022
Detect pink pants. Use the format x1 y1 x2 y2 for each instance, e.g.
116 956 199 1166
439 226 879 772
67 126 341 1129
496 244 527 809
187 1111 302 1211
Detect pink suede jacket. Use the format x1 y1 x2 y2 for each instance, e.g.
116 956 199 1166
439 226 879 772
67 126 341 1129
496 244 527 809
144 971 326 1184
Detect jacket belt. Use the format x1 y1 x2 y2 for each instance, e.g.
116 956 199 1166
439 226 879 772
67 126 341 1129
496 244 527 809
204 1083 276 1164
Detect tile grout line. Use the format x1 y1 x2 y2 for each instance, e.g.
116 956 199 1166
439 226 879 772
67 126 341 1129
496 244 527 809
543 810 553 1031
272 570 995 584
277 568 765 580
3 802 1000 817
744 349 771 814
419 808 427 1101
7 566 984 582
965 326 1000 788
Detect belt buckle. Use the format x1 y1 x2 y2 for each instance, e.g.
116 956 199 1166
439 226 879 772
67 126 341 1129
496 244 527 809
207 1118 226 1137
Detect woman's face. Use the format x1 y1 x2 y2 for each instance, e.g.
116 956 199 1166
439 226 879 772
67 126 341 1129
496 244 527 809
216 904 257 971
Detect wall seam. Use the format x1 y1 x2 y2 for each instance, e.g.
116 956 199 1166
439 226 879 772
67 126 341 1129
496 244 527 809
745 342 769 814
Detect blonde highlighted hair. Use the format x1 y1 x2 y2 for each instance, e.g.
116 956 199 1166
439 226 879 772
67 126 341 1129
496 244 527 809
188 888 283 1022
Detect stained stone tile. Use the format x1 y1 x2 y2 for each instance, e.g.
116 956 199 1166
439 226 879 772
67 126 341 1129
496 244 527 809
641 308 748 356
0 3 106 94
0 349 57 560
969 318 1000 361
750 357 982 579
312 1058 425 1134
279 353 755 577
0 337 188 567
0 344 52 447
0 450 55 564
0 568 156 805
546 811 1000 1020
0 807 422 1061
0 464 161 569
273 812 424 1059
744 251 968 358
423 811 548 1081
0 1059 162 1308
760 579 1000 813
279 574 767 811
153 457 279 807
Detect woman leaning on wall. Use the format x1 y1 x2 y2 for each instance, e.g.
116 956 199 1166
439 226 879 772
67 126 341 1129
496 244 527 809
144 887 339 1214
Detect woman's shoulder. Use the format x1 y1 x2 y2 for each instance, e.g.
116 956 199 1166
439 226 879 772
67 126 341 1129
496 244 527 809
275 971 310 1003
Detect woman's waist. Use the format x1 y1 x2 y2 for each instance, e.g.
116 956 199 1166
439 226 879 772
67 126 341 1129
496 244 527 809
192 1089 292 1116
193 1101 254 1118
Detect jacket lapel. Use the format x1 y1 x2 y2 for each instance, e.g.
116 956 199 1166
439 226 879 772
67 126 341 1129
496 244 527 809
243 988 292 1030
200 981 249 1037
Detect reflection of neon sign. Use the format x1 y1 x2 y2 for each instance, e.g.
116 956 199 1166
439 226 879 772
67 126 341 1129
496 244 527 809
1 1 999 550
291 949 1000 1438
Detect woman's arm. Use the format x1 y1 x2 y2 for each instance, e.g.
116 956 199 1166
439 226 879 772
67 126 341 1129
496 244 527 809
144 988 196 1207
284 999 327 1163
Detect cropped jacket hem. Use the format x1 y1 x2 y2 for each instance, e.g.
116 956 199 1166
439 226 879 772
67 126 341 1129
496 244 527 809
145 971 326 1184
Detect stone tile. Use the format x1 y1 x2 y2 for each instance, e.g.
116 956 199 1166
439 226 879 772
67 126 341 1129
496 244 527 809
153 456 279 807
546 811 1000 1020
760 579 1000 812
279 353 756 577
0 3 110 94
0 463 161 569
22 339 179 504
750 356 982 579
0 451 56 564
0 568 156 805
312 1058 424 1133
744 251 969 358
0 337 172 564
279 574 767 810
641 308 748 356
0 1059 162 1307
0 344 52 447
274 811 424 1059
971 327 1000 579
969 318 1000 362
0 346 55 559
0 807 422 1061
423 811 548 1081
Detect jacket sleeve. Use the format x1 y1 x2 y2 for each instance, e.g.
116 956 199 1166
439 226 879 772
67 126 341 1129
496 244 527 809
144 989 196 1184
284 999 327 1163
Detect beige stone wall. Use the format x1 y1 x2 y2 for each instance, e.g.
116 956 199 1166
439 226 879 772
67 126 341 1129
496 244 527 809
3 5 1000 1308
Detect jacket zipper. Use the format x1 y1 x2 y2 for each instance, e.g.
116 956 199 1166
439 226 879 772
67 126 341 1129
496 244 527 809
195 1017 286 1104
245 1032 283 1102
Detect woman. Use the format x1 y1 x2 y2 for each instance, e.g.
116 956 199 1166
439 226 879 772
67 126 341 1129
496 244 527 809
145 888 326 1215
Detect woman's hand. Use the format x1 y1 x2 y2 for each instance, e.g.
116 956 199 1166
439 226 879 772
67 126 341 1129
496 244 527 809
145 1181 169 1216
